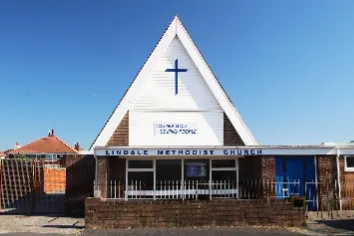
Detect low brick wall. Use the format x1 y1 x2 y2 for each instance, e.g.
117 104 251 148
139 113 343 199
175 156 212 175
85 198 305 228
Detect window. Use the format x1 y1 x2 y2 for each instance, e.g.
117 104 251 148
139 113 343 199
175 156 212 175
128 160 153 169
212 160 236 168
126 160 154 199
345 156 354 172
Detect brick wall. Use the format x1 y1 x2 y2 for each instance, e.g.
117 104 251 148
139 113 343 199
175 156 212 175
65 154 95 216
85 198 305 228
223 113 244 146
107 112 129 146
97 158 108 198
43 167 66 193
316 156 338 210
261 156 275 180
261 156 275 197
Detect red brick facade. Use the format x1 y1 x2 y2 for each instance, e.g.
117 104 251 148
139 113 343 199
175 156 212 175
107 112 129 146
97 158 108 199
85 198 305 228
223 113 244 146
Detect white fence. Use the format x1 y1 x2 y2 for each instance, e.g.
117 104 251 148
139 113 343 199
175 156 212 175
105 179 301 200
103 178 354 212
106 180 238 200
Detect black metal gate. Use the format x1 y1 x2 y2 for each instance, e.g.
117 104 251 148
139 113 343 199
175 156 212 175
0 159 65 214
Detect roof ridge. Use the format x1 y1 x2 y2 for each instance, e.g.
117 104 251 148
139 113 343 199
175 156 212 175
52 135 78 153
10 136 47 153
10 134 77 154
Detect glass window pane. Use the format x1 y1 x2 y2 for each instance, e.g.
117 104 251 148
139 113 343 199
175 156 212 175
156 160 181 181
212 160 236 168
184 159 209 180
212 170 237 182
128 160 153 169
347 157 354 168
128 172 153 190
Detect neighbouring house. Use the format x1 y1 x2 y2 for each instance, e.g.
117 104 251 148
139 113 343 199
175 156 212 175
9 129 79 160
6 130 79 194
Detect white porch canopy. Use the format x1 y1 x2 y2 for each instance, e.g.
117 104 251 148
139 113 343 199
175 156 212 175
92 145 354 157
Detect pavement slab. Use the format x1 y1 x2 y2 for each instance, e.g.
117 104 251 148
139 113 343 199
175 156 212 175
80 227 309 236
0 214 84 235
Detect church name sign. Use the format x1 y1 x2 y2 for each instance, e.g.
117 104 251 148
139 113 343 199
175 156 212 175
96 148 263 156
154 122 198 135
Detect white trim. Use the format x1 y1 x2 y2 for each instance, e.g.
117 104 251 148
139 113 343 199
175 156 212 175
314 156 319 210
79 150 94 155
344 155 354 172
336 149 342 211
126 168 154 172
181 158 184 201
89 16 257 151
153 159 156 200
209 158 212 200
125 159 128 200
211 167 237 171
95 146 339 156
236 158 239 199
126 189 238 197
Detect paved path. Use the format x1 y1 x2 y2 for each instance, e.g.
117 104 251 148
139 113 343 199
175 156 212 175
80 227 309 236
2 227 309 236
0 214 84 235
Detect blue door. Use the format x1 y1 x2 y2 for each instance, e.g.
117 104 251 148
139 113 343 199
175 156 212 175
275 156 316 209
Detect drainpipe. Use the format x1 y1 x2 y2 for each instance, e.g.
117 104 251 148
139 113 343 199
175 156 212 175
336 148 342 211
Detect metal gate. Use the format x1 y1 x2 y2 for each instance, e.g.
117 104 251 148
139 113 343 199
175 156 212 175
0 159 66 214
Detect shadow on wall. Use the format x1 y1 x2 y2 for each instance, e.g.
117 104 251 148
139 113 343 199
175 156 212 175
65 155 95 217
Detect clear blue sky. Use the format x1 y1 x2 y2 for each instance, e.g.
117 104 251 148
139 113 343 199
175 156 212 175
1 0 354 150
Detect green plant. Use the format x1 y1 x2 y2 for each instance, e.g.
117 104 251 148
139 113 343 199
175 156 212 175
14 153 28 159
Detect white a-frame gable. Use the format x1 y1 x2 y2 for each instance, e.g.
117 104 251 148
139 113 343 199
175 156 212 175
90 16 257 152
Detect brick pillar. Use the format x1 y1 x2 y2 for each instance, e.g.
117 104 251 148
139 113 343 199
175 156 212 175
261 156 275 180
261 156 275 197
97 157 108 199
316 155 337 210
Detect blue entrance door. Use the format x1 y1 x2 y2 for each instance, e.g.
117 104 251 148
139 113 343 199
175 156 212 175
275 156 316 209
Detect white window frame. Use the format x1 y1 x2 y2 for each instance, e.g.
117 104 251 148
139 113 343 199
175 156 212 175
210 158 239 199
125 159 155 200
344 156 354 172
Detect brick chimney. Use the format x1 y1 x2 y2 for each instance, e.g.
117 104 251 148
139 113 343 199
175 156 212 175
48 129 54 137
15 142 21 149
74 142 80 151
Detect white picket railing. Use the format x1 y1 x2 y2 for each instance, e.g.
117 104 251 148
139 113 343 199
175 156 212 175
106 180 238 200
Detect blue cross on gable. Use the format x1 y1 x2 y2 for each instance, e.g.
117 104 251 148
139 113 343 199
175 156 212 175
165 59 188 95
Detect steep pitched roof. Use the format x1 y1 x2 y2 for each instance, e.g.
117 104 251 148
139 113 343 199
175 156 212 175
90 16 257 151
10 132 77 154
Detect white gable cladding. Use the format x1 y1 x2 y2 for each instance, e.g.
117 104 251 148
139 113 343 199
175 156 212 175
129 111 223 146
132 38 221 111
89 16 257 152
129 37 223 146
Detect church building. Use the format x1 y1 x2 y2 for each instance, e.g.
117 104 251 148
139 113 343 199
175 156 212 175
87 16 354 207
